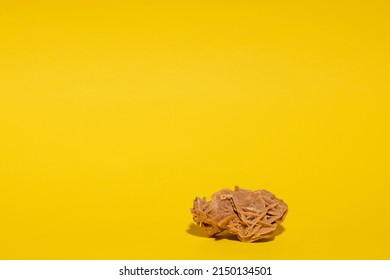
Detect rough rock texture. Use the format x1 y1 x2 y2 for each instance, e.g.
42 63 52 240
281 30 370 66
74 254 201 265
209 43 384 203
191 186 288 242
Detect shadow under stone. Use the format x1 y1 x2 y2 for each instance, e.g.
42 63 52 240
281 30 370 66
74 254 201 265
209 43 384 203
187 223 286 243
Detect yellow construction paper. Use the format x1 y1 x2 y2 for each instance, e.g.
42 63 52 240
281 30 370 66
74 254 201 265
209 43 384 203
0 0 389 259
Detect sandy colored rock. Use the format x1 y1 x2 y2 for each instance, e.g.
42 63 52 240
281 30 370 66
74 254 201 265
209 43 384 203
191 186 288 242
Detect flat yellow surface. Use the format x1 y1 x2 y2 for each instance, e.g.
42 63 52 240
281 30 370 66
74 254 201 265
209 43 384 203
1 1 389 259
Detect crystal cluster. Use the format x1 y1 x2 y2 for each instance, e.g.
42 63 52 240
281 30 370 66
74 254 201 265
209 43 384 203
191 186 288 242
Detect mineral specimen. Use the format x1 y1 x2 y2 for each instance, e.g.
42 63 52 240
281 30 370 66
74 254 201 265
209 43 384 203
191 186 288 242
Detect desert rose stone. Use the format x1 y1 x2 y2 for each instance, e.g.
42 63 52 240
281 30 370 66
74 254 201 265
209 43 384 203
191 186 288 242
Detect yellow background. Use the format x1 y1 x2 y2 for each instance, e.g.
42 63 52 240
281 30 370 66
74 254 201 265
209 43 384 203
1 1 389 259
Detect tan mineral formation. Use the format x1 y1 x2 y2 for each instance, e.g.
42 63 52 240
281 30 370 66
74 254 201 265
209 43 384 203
191 186 288 242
